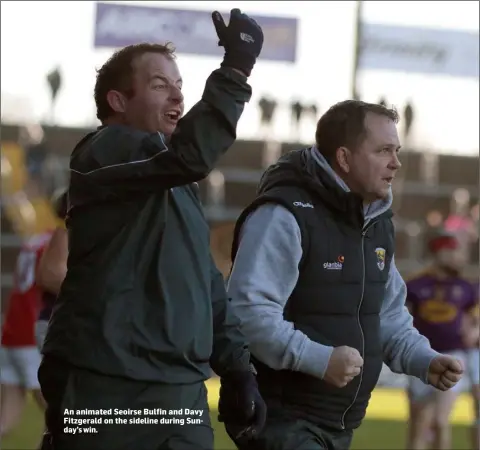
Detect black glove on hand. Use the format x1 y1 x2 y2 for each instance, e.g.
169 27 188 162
211 8 264 77
218 369 267 440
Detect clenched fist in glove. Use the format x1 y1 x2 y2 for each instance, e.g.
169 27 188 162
218 367 267 442
212 8 264 77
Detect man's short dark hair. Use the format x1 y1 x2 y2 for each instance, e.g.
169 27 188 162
94 42 176 122
315 100 399 163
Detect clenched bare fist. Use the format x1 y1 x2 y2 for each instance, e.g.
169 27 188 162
323 346 364 388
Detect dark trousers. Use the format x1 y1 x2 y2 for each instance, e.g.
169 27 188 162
38 356 213 450
232 408 353 450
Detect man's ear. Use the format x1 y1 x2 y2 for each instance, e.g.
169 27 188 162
336 146 351 173
106 90 127 114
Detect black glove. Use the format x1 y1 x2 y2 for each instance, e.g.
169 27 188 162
212 8 264 77
218 369 267 440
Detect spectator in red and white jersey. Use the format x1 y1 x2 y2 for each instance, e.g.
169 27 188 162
0 232 51 440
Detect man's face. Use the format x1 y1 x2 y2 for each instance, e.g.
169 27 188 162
343 113 401 202
123 52 184 135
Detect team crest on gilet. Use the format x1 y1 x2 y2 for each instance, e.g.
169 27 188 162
375 247 386 271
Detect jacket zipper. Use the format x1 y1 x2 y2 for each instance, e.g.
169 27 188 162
340 220 376 430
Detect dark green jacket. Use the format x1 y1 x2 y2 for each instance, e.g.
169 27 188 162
42 68 251 383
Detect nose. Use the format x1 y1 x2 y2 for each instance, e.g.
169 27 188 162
169 85 184 104
389 152 402 170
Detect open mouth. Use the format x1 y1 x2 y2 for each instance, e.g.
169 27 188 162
164 110 181 122
383 177 394 184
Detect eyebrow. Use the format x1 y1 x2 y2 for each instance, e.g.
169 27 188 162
382 144 401 151
151 75 183 85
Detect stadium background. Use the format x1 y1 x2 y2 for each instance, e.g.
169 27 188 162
1 1 479 448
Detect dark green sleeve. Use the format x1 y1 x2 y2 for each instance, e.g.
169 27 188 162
70 68 252 193
209 254 251 376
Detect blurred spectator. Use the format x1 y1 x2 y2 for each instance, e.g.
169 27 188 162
403 101 414 141
46 67 62 125
19 124 47 190
307 103 319 119
424 210 445 258
426 210 444 229
258 96 277 139
17 125 47 199
378 96 388 107
290 100 304 140
445 189 478 264
470 204 480 264
469 203 479 235
18 124 67 198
